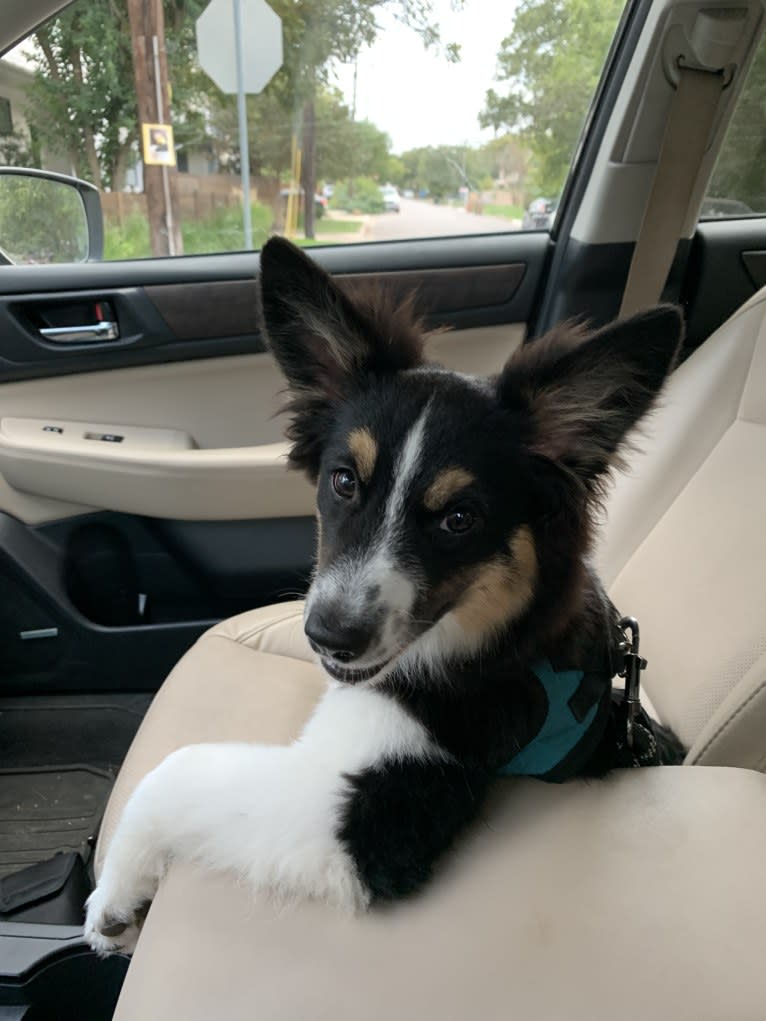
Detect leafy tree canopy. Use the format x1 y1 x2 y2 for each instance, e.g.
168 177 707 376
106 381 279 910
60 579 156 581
395 135 529 198
19 0 459 238
707 37 766 212
205 85 391 183
24 0 206 189
0 175 89 264
480 0 622 198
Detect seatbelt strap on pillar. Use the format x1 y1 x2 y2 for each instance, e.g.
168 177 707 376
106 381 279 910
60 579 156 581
620 65 724 318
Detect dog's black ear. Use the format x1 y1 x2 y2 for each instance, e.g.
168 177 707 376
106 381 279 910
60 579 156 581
257 237 425 477
258 236 423 398
497 305 684 486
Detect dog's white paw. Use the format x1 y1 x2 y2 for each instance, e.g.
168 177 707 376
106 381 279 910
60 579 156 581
84 882 151 957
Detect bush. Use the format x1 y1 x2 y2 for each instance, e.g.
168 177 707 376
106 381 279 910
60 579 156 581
103 212 150 260
0 175 89 263
103 201 273 260
181 201 272 255
330 177 385 214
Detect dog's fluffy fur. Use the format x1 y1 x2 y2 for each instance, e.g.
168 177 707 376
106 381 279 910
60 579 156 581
85 238 684 954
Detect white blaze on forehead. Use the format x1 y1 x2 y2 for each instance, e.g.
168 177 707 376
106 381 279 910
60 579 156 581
384 402 431 534
306 404 431 660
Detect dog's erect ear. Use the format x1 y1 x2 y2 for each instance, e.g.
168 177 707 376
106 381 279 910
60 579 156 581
257 236 424 400
257 236 426 478
497 305 684 486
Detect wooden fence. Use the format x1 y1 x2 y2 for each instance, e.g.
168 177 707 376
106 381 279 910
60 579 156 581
100 173 262 225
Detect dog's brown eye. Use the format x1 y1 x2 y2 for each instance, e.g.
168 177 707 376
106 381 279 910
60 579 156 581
332 469 357 499
440 509 475 534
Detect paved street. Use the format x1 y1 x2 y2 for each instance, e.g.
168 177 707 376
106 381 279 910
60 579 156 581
366 197 520 241
317 197 521 245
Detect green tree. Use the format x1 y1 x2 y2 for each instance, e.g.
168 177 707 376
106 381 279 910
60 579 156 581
398 144 478 198
20 0 457 240
330 117 392 181
0 176 88 264
480 0 622 199
707 37 766 211
24 0 206 189
475 134 530 189
0 132 36 168
262 0 460 237
202 85 391 185
330 176 385 213
385 155 406 187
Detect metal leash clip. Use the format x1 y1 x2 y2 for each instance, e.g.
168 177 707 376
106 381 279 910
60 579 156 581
617 616 647 750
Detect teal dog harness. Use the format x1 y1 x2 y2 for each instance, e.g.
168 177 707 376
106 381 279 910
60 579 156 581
498 618 666 780
499 660 606 779
498 657 614 782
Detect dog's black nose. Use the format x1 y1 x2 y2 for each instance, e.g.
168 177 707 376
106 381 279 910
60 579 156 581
304 610 372 662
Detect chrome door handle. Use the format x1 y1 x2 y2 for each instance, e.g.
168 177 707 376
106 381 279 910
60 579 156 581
39 321 119 343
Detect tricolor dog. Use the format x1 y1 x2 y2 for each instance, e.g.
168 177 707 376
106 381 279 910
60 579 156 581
86 237 684 954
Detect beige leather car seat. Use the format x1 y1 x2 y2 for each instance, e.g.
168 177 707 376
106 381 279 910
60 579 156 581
98 289 766 1018
596 285 766 769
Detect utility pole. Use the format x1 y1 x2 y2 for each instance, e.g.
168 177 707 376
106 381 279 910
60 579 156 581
348 55 358 199
127 0 183 257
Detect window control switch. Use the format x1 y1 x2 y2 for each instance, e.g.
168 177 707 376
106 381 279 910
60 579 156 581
84 432 124 443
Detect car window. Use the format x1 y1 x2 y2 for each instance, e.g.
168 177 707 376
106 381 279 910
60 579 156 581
702 30 766 220
0 0 626 262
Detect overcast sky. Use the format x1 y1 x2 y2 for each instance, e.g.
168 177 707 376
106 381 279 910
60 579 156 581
332 1 519 154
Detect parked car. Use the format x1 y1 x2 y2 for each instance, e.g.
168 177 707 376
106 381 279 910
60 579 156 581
521 196 559 230
379 184 401 212
699 196 754 218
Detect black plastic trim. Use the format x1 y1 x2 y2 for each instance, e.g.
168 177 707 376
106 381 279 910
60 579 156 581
0 928 128 1019
0 231 549 292
533 0 653 334
0 510 315 693
682 218 766 350
0 513 213 694
535 237 691 332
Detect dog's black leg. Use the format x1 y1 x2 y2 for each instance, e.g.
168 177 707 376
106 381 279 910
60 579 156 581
339 758 491 901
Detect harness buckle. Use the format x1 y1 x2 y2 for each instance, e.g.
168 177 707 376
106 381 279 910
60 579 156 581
617 616 647 750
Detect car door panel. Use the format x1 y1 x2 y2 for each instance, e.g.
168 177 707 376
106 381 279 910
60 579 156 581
0 510 214 694
0 233 547 382
0 320 524 524
742 251 766 288
0 233 544 693
683 220 766 352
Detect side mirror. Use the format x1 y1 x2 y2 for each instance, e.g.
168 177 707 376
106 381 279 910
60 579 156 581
0 167 104 266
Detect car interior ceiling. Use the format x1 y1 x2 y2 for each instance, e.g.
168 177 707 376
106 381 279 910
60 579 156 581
1 0 766 1015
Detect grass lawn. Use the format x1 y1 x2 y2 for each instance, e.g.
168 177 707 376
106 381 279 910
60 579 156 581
103 201 273 260
315 217 363 234
481 202 524 220
102 203 363 260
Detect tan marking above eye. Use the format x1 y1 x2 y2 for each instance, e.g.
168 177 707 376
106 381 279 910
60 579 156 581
423 467 476 512
452 525 538 636
347 427 378 483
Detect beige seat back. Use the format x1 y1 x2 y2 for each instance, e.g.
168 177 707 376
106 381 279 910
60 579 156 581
596 288 766 768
